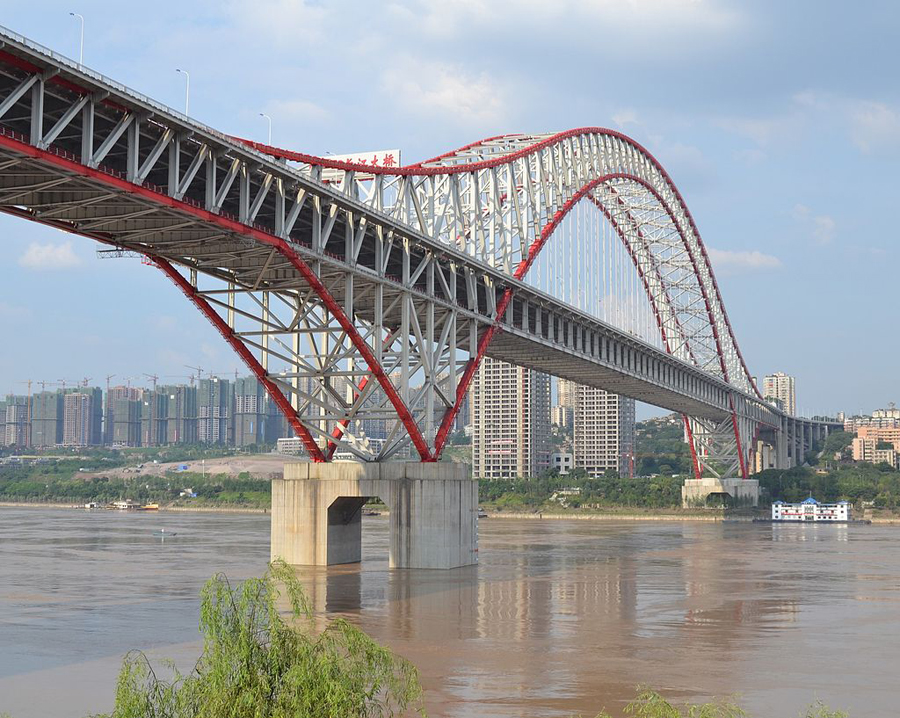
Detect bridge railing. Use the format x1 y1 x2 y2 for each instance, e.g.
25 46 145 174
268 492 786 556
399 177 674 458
0 24 284 172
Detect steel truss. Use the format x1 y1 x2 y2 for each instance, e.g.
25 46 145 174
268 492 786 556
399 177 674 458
0 28 840 471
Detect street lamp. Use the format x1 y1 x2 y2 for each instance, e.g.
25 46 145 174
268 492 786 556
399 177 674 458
175 68 190 116
259 113 272 145
69 12 84 65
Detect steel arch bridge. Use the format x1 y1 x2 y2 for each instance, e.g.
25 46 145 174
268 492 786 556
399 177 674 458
0 27 836 476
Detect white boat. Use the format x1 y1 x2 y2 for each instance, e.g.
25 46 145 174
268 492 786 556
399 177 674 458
771 497 851 522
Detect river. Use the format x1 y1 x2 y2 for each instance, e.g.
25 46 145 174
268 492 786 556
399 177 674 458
0 507 896 717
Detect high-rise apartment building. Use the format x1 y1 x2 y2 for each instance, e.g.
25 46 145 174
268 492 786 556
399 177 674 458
573 386 635 477
63 391 97 446
3 395 30 448
198 377 231 444
471 357 551 479
106 386 143 446
233 376 267 447
31 390 63 447
151 384 198 445
552 378 576 430
763 372 796 416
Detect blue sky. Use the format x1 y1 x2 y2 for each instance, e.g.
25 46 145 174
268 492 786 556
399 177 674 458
0 0 896 416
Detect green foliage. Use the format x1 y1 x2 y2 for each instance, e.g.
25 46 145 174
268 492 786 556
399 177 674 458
577 688 848 718
479 472 685 510
757 462 900 508
623 687 746 718
634 419 693 476
0 464 273 508
803 701 848 718
94 561 423 718
822 431 854 456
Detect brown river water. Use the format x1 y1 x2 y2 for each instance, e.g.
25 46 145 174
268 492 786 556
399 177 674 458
0 507 897 717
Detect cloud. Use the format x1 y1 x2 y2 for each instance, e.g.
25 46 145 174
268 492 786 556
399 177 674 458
793 204 836 244
612 109 639 128
226 0 327 49
849 101 900 154
393 0 741 43
0 301 31 321
380 56 508 126
707 248 782 273
734 148 766 165
265 99 330 125
647 136 716 190
151 315 179 331
18 240 84 270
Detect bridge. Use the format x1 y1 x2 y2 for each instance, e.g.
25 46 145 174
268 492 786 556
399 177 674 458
0 27 840 566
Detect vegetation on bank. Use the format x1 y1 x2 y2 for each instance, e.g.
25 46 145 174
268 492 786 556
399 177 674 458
0 463 273 508
89 561 424 718
634 418 694 476
479 473 685 511
757 463 900 509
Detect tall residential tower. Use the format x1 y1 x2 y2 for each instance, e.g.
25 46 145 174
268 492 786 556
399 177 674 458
471 358 551 479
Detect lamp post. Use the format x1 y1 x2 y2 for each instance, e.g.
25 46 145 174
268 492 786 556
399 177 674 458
69 12 84 65
175 68 190 115
259 113 272 145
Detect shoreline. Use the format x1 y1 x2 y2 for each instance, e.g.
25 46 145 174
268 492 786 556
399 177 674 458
485 511 733 522
3 501 898 524
0 501 268 515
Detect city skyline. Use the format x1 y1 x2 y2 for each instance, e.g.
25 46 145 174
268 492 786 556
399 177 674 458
0 1 896 418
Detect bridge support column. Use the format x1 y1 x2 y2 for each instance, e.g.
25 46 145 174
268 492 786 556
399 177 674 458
682 478 759 508
271 462 477 569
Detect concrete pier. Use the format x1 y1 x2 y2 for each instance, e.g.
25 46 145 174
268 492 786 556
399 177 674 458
682 478 760 508
271 462 478 569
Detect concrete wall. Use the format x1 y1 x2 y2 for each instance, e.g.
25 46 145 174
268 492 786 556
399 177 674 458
682 478 760 508
271 462 478 569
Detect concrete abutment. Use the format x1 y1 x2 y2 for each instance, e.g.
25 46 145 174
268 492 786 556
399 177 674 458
682 478 760 508
271 462 478 569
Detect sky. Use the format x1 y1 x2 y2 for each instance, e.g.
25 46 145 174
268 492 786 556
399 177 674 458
0 0 897 417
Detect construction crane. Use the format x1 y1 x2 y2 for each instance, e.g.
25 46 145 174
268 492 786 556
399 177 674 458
80 377 92 388
184 365 203 386
144 373 159 391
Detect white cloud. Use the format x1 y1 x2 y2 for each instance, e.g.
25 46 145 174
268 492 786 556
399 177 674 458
265 99 330 125
849 101 900 154
151 315 179 331
0 301 31 320
226 0 327 48
380 57 508 126
734 148 766 165
713 115 787 147
18 240 84 270
707 248 782 273
612 109 639 128
393 0 740 42
646 136 716 190
812 214 837 244
793 204 836 244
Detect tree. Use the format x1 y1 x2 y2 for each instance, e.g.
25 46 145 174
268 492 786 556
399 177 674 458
94 561 423 718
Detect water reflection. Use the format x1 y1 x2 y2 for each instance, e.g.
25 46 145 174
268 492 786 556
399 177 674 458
2 509 898 718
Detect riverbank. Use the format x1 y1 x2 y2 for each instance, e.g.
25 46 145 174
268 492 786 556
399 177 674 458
0 501 268 515
5 500 900 524
485 509 735 522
